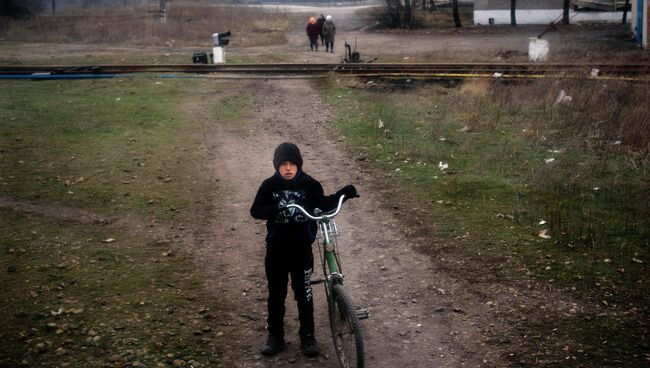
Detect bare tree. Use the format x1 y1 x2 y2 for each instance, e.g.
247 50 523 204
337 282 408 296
404 0 412 27
622 0 630 24
452 0 461 27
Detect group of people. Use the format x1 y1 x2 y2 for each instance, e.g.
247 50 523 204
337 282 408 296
306 14 336 53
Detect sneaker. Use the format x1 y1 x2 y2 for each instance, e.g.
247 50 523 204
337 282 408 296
300 334 320 357
260 334 286 356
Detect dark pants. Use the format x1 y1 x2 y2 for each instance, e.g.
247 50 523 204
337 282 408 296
326 42 334 52
309 37 319 51
265 244 314 338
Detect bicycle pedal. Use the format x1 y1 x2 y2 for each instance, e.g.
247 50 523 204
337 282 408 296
356 308 369 320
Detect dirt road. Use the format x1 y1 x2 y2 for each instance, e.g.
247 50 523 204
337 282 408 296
187 76 506 367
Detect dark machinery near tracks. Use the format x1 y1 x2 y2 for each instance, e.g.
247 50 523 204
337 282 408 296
344 41 360 63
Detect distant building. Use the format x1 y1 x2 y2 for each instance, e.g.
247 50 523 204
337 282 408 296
474 0 629 25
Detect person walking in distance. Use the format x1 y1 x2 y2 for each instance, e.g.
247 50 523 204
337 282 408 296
306 17 320 51
322 15 336 53
316 14 326 46
250 142 359 357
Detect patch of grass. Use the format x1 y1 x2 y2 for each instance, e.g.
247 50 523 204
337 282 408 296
327 77 649 366
0 2 294 48
227 52 294 64
212 92 253 127
514 314 649 367
0 77 215 221
0 208 225 367
0 76 241 367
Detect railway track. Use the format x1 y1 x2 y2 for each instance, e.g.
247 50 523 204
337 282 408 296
1 63 649 79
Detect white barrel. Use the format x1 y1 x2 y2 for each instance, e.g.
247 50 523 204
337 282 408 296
212 47 224 64
528 37 549 62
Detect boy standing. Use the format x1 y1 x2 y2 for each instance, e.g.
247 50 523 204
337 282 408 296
250 142 358 357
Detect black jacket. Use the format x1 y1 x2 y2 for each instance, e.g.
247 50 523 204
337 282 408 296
250 171 341 248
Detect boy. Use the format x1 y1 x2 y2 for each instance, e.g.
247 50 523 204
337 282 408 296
250 142 358 357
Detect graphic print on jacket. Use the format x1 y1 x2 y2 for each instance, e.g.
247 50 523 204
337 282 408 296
273 189 309 224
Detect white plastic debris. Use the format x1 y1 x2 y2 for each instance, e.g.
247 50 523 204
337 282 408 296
554 90 572 106
529 37 549 62
590 68 600 77
378 118 384 129
539 220 547 225
538 229 551 239
544 158 555 164
492 72 503 78
438 162 448 171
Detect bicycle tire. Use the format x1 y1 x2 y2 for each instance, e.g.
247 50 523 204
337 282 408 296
329 284 364 368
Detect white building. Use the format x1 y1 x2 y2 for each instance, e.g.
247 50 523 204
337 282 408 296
474 0 628 25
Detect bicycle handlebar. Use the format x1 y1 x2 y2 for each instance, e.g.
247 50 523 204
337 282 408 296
286 195 346 221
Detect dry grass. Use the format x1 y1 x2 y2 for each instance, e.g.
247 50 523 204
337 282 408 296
0 1 293 47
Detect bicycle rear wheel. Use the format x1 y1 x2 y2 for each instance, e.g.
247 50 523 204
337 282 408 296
329 283 364 368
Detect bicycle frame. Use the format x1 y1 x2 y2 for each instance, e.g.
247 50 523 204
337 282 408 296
287 195 346 291
287 195 366 368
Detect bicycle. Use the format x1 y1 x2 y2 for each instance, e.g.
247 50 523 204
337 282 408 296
287 195 366 368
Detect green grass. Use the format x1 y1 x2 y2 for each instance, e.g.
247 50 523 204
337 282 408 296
327 78 649 367
0 209 224 367
0 77 215 221
212 91 253 126
0 77 236 367
0 46 294 66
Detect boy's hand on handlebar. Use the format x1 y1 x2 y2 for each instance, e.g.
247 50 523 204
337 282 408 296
339 185 360 200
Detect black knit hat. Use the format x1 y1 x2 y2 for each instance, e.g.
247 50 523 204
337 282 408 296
273 142 303 171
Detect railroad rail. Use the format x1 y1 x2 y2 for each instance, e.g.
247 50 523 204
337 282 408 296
1 63 649 79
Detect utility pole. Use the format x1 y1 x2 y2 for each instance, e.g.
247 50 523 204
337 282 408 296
622 0 630 24
563 0 570 24
159 0 167 23
52 0 55 15
452 0 462 27
510 0 517 26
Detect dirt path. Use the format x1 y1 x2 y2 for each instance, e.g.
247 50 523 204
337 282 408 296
181 75 520 367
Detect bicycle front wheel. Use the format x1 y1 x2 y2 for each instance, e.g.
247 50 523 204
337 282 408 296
329 283 364 368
